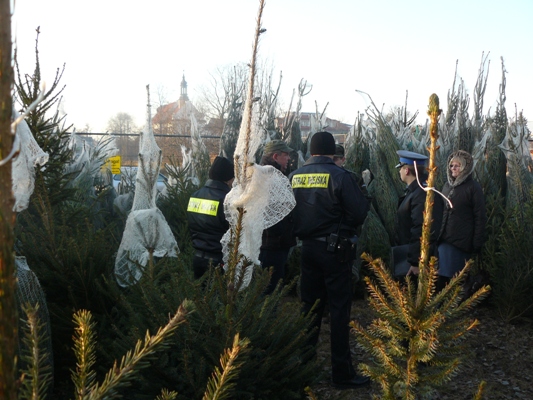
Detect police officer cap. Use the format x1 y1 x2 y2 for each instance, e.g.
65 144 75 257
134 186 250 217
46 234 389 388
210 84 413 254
263 140 293 155
209 156 234 181
395 150 428 168
310 131 336 155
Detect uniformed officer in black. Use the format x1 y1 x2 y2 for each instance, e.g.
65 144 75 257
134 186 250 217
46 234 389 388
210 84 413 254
289 131 370 389
394 150 443 278
187 156 234 279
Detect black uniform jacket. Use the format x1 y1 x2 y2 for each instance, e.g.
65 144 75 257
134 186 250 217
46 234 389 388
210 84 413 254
187 179 230 254
396 179 443 266
288 156 369 240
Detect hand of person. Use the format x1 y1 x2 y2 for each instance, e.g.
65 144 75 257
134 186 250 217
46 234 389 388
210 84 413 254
406 266 419 276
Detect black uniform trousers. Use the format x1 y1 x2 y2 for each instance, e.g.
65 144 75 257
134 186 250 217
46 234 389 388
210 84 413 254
259 248 290 295
300 239 355 382
193 251 223 279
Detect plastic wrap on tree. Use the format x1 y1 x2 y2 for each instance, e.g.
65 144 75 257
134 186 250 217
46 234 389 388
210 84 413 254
11 109 49 212
498 116 533 207
114 86 179 287
190 113 209 166
66 130 90 177
64 130 118 192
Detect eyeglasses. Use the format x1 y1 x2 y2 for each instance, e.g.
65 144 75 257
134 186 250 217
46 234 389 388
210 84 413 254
449 164 461 169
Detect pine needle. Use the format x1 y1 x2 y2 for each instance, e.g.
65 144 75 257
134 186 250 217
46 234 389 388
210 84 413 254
202 333 250 400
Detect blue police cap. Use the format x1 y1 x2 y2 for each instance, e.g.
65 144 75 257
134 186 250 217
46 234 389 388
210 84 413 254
395 150 428 168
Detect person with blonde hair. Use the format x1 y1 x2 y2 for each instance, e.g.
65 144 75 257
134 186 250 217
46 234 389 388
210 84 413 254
438 150 486 291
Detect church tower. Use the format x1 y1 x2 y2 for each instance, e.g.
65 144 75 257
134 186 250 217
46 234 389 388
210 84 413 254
178 73 189 108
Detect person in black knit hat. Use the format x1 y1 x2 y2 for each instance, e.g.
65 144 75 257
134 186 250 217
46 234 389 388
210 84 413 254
289 131 370 389
187 156 234 279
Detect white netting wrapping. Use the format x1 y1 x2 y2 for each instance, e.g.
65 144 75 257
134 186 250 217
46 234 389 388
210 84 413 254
15 256 54 380
113 192 134 217
234 102 264 167
65 131 90 177
114 208 179 286
114 86 179 286
132 127 162 210
65 131 118 190
11 110 49 212
190 113 208 160
221 163 295 289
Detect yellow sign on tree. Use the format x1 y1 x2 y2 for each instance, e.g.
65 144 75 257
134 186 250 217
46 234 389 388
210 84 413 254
103 155 121 174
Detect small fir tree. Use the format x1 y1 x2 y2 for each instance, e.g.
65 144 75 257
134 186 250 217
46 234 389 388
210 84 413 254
352 94 490 399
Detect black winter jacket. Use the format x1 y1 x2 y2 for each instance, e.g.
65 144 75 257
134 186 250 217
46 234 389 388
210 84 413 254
288 156 369 239
396 178 443 266
439 151 486 254
187 179 231 254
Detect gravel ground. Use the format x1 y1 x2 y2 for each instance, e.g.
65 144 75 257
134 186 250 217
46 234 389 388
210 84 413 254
308 298 533 399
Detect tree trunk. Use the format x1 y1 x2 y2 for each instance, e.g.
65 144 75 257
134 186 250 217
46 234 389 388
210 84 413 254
0 0 18 398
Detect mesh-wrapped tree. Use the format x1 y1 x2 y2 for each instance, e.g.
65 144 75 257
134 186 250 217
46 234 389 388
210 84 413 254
219 83 245 161
221 2 295 291
114 85 179 287
15 256 53 394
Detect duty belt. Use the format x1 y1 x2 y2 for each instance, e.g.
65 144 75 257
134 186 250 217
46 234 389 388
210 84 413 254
300 237 328 242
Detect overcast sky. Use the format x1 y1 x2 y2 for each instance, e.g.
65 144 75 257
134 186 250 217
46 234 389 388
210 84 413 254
11 0 533 132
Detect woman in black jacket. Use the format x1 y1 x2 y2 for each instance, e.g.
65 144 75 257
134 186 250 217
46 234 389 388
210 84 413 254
438 150 486 290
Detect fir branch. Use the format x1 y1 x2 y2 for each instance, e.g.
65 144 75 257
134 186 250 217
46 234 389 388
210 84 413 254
202 333 250 400
71 310 97 399
84 302 190 400
473 380 486 400
304 386 318 400
155 388 178 400
362 256 414 329
18 304 53 400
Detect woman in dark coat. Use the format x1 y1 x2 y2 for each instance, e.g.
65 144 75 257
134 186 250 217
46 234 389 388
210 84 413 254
438 150 486 290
